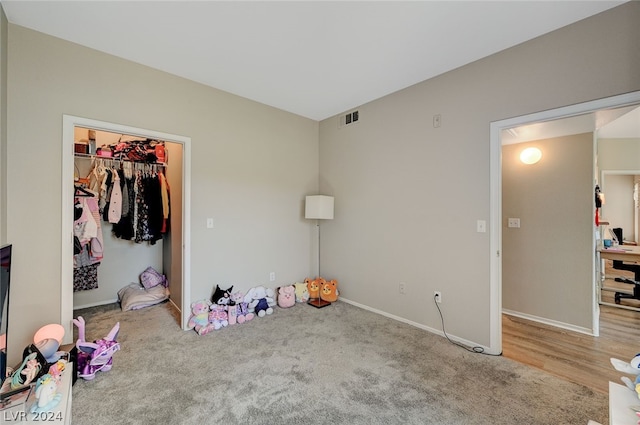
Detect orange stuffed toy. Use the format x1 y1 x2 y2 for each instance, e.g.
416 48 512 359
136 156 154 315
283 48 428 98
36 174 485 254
305 277 324 300
320 279 339 303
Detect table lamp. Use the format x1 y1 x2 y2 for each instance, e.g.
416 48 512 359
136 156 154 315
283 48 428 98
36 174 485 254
305 195 334 308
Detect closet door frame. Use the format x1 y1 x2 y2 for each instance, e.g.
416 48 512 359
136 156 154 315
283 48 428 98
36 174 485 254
61 115 192 342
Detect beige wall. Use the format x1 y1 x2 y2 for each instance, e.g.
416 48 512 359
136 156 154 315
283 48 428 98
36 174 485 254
319 2 640 345
5 24 319 365
502 134 593 328
598 138 640 170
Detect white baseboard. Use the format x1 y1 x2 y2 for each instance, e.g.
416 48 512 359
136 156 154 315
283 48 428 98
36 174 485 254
339 297 492 353
502 308 594 336
73 298 119 310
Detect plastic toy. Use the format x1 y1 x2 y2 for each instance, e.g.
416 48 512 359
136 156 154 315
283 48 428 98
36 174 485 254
611 354 640 399
73 316 120 380
30 373 62 413
209 304 229 330
320 279 339 303
230 291 254 324
244 286 276 317
294 282 309 303
187 299 213 335
277 285 296 308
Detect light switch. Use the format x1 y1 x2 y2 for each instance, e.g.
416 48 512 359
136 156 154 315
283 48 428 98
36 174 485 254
477 220 486 233
508 218 520 228
206 218 214 228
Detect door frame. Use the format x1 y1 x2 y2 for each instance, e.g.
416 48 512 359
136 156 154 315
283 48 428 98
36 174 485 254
61 115 192 343
489 91 640 354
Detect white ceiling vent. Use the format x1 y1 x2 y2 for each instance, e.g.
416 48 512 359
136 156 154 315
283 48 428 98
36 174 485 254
338 110 360 128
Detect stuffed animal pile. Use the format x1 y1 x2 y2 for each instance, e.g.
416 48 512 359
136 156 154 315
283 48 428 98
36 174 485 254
186 278 339 335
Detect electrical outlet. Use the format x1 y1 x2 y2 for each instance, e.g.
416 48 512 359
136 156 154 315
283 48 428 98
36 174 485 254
434 291 442 303
508 218 520 228
433 114 441 128
269 272 276 282
399 282 406 294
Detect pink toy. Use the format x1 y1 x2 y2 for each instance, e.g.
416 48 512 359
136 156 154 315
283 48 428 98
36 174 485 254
208 304 229 330
187 299 213 335
277 285 296 308
73 316 120 380
230 291 254 324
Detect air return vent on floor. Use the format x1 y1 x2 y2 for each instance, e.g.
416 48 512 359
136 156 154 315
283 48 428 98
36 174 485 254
338 110 359 128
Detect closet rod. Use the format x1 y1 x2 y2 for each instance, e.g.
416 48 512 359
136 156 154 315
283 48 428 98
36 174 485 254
74 153 166 167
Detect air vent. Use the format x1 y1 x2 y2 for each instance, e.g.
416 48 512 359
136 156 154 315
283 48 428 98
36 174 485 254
338 110 360 128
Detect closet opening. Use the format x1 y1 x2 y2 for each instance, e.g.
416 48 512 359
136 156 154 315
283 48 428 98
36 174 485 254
61 116 192 344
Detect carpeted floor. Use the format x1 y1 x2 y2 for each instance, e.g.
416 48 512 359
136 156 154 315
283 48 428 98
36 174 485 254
71 300 606 424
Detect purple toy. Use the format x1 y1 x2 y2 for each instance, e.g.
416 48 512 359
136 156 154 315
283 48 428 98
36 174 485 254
73 316 120 380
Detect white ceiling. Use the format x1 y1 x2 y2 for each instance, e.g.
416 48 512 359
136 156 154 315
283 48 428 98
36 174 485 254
0 1 627 121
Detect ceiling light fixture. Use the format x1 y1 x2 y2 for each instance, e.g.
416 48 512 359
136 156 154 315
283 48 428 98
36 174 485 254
520 147 542 165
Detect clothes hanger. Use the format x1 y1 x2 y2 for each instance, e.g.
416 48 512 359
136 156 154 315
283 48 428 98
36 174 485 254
74 185 95 197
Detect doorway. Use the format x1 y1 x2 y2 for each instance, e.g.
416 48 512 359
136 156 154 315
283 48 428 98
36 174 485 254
489 90 640 354
60 115 192 344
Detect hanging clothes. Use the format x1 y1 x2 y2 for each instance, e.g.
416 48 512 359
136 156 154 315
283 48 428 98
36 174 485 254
73 191 103 292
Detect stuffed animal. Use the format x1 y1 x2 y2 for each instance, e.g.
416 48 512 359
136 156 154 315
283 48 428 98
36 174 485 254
211 284 233 307
294 282 309 303
187 299 213 335
244 286 276 317
277 285 296 308
209 304 229 330
305 277 324 300
612 354 640 399
231 291 254 324
320 279 339 303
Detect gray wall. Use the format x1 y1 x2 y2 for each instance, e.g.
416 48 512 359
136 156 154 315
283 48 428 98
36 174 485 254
318 2 640 345
5 24 319 365
502 134 593 329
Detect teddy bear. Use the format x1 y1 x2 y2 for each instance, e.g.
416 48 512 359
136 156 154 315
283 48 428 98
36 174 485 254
211 284 233 308
230 290 255 324
320 279 339 303
277 285 296 308
305 277 325 300
294 282 309 303
187 299 213 335
244 286 276 317
208 304 229 330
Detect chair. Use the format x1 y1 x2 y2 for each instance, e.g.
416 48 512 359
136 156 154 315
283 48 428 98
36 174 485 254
611 227 640 304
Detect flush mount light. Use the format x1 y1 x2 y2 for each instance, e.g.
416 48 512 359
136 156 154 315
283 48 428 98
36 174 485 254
520 147 542 165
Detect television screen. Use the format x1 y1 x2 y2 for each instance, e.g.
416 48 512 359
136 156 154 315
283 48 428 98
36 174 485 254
0 244 12 389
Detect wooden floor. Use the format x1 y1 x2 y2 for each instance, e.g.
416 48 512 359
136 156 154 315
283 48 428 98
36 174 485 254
502 260 640 394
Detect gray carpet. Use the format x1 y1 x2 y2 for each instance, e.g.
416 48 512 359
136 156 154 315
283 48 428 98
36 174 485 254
72 301 606 424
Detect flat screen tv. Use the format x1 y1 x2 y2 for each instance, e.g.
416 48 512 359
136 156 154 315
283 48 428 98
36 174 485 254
0 244 12 391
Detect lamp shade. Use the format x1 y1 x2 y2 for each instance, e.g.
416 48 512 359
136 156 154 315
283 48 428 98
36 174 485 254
305 195 334 220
